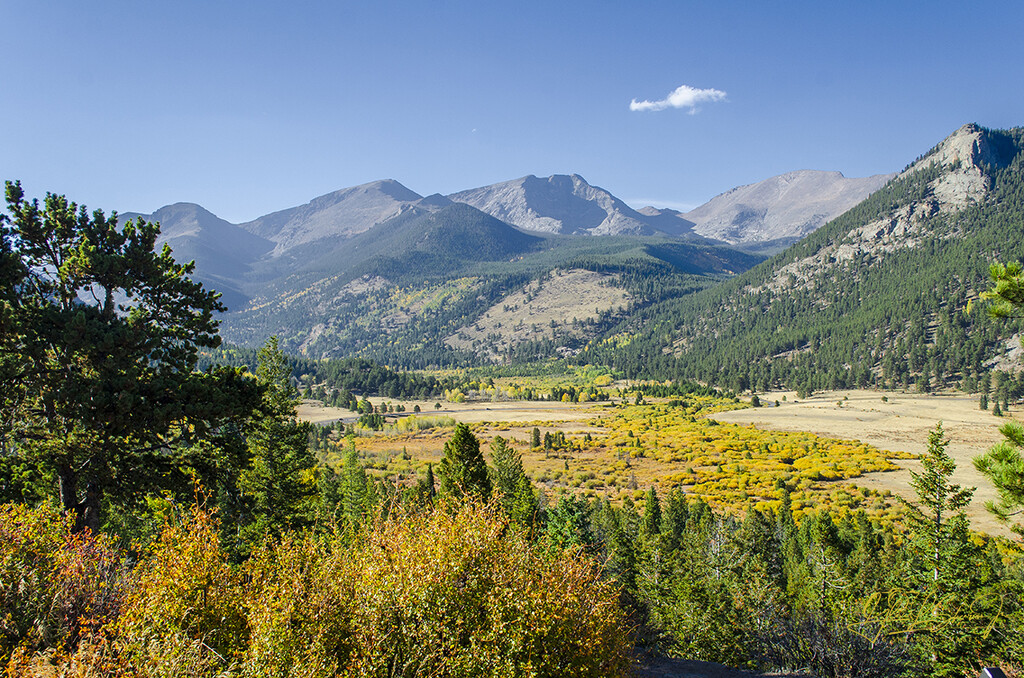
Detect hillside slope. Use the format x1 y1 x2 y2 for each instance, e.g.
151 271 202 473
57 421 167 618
120 202 274 310
220 220 762 366
584 124 1024 394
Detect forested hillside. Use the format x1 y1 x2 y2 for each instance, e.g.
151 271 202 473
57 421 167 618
584 125 1024 396
222 230 760 367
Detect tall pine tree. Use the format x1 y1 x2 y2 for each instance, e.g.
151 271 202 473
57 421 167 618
439 423 491 501
489 436 536 524
238 336 315 544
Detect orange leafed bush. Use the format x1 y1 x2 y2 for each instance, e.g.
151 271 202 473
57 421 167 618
4 502 631 677
0 504 125 666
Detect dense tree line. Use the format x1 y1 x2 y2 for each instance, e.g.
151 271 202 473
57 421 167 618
199 344 456 402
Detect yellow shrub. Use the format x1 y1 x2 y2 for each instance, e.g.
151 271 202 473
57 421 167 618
243 532 354 677
342 503 631 677
114 506 246 675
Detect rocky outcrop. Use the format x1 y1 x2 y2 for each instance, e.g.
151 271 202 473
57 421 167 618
749 124 1007 297
900 123 1011 210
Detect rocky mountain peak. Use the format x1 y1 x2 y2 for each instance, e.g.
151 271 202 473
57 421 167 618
448 174 677 236
680 169 895 252
240 179 426 253
916 123 1005 172
746 124 1024 299
900 123 1013 211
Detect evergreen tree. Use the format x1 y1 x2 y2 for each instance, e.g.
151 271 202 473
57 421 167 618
982 260 1024 319
662 488 690 551
642 486 662 538
974 421 1024 540
424 463 436 500
238 336 316 543
489 436 536 524
342 440 370 524
901 423 975 588
0 182 256 532
545 495 594 548
315 464 344 523
897 424 997 676
438 423 491 501
975 258 1024 539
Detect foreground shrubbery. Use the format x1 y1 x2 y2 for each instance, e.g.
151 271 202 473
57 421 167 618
0 501 631 677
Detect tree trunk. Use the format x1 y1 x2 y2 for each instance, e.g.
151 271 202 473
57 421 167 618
57 463 78 516
80 481 102 534
57 464 102 533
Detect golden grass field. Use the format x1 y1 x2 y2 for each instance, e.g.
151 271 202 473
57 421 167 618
711 389 1018 536
299 388 1019 536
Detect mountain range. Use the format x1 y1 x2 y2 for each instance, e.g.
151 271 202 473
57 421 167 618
119 123 1024 391
123 166 889 311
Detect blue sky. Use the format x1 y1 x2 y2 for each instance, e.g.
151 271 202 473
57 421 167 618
3 1 1022 223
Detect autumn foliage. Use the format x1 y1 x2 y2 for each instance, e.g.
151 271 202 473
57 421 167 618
1 502 631 677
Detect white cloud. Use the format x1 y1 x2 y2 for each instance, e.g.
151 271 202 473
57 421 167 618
629 84 727 114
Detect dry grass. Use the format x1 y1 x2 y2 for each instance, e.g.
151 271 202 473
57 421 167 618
711 388 1020 536
298 397 609 427
303 386 1023 535
443 268 629 358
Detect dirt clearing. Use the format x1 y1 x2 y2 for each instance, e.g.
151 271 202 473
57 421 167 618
299 397 611 429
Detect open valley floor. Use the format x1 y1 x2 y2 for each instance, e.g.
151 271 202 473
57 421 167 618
300 386 1020 536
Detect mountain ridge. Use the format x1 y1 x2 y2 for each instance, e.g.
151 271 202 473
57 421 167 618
448 173 701 238
239 179 433 254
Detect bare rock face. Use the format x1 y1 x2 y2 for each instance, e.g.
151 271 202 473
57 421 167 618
680 170 895 251
449 174 691 236
745 124 1012 298
900 122 1004 210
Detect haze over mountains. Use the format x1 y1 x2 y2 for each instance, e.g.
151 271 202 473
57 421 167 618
241 179 435 253
126 166 892 293
448 173 699 238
